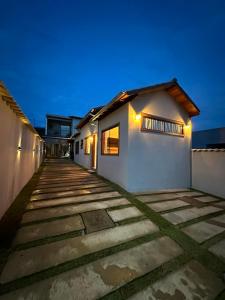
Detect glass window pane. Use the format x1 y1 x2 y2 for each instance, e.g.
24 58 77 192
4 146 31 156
102 125 119 155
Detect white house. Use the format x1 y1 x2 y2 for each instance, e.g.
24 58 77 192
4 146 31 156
74 79 200 193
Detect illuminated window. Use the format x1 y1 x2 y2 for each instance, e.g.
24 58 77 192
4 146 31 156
101 125 119 155
84 136 91 154
142 114 184 136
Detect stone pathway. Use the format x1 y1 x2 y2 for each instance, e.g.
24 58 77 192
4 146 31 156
0 159 225 299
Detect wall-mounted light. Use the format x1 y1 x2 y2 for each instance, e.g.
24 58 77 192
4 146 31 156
184 119 192 130
17 146 22 151
135 114 141 121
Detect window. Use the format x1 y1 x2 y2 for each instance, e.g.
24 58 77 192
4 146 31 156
60 125 71 137
80 139 83 149
101 124 119 155
75 141 79 154
142 114 184 137
84 136 91 154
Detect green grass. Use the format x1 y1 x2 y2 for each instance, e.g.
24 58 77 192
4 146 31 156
0 231 162 295
100 253 191 300
0 165 43 275
1 160 224 297
95 173 225 276
13 229 84 251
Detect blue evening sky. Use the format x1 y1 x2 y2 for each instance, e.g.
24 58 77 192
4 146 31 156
1 0 225 130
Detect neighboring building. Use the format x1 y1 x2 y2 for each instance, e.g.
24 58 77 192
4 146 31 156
74 79 200 193
45 114 82 158
192 127 225 149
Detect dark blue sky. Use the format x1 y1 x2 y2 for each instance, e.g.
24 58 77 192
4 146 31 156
1 0 225 130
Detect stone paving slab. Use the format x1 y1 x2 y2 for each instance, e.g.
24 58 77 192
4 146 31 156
209 239 225 261
135 189 190 195
39 175 92 180
35 179 103 189
13 215 85 245
180 196 205 208
30 186 113 201
214 201 225 209
211 214 225 225
176 191 204 197
0 237 182 300
82 210 114 233
195 196 220 203
40 172 89 176
129 260 225 300
0 219 159 283
137 193 179 203
38 175 94 182
26 191 122 210
148 199 190 212
162 206 222 225
22 198 130 224
182 221 224 243
108 207 143 222
32 182 108 194
40 175 88 179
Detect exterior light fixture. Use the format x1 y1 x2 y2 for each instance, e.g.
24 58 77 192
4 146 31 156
17 146 22 151
184 120 192 129
135 114 141 121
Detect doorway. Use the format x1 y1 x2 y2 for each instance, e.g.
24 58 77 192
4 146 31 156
91 134 97 169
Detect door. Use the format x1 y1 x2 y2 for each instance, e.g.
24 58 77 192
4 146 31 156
91 134 97 169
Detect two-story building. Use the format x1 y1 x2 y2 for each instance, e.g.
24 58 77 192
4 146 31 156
45 114 82 158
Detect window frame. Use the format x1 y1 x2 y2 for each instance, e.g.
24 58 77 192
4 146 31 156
84 136 91 155
141 113 184 137
80 139 83 149
101 123 120 156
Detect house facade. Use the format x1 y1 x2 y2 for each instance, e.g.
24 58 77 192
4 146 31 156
45 114 82 158
74 79 200 193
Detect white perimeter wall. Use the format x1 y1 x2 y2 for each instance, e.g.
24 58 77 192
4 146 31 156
192 150 225 199
0 97 43 219
127 91 191 193
97 104 129 190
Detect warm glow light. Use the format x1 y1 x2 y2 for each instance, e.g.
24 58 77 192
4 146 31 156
135 114 141 121
89 136 93 143
184 120 192 129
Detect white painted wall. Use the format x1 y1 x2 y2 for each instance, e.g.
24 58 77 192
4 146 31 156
97 104 129 189
127 91 191 192
192 150 225 199
0 97 43 219
74 91 193 193
74 121 97 169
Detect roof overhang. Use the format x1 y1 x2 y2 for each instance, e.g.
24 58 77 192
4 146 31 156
92 79 200 121
76 106 104 129
0 81 42 138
